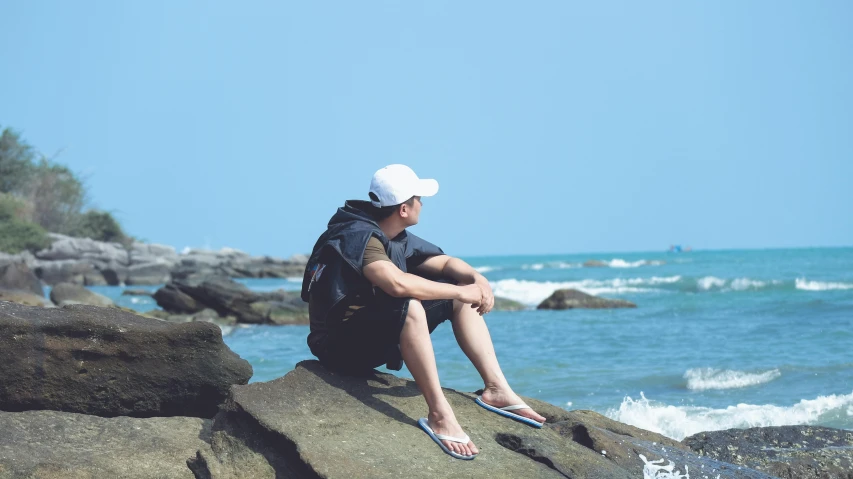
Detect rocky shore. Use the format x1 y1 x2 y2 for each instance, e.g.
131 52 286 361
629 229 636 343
1 300 850 478
0 233 308 287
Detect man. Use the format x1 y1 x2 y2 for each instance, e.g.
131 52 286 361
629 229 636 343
301 164 545 460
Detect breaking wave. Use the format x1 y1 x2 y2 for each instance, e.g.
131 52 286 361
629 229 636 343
606 391 853 440
587 258 666 268
795 278 853 291
490 276 680 305
521 262 580 270
684 368 781 391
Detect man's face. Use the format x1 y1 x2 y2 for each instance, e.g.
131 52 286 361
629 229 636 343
402 196 422 226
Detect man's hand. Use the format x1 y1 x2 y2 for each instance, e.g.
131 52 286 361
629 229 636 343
474 275 495 315
457 284 484 307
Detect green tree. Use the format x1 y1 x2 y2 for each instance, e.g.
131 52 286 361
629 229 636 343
0 193 51 253
0 127 36 194
71 210 127 243
23 158 87 234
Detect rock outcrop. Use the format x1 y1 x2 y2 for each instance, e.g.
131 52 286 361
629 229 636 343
1 234 309 286
493 296 526 311
537 289 637 310
188 360 775 479
48 282 114 307
0 410 214 479
583 260 608 268
683 425 853 479
0 262 44 297
154 275 308 325
0 301 252 418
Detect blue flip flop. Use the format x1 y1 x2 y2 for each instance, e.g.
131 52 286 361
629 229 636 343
417 418 477 460
475 396 544 428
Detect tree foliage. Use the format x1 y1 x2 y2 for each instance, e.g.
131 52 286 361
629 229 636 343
0 126 129 250
70 210 126 243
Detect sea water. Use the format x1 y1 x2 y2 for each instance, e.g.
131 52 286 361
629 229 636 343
94 247 853 441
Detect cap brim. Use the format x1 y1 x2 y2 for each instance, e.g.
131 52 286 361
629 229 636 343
414 178 439 197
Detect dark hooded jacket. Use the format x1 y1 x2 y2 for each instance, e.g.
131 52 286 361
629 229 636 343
301 200 444 355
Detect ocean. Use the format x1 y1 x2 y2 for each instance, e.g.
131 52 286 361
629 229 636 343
94 247 853 442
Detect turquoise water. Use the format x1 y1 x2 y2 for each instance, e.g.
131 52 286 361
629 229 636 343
99 248 853 440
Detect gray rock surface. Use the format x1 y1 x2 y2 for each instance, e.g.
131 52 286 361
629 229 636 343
154 275 308 325
0 301 252 418
27 235 306 285
0 262 43 297
48 282 114 307
683 425 853 479
0 291 53 307
0 410 212 479
583 260 608 268
537 289 637 310
190 360 769 479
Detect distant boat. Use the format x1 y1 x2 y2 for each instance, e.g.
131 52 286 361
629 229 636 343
668 245 692 253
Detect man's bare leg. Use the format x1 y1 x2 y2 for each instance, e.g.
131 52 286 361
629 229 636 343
400 299 479 456
450 300 547 424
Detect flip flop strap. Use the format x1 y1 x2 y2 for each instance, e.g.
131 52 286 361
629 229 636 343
499 404 531 412
433 433 470 444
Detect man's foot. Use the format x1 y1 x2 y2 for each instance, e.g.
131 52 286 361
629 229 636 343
427 410 479 457
480 386 547 424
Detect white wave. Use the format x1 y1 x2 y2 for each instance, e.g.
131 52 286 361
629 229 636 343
490 276 679 305
608 259 649 268
697 276 727 290
684 368 781 391
521 262 580 270
728 278 767 291
606 391 853 441
286 276 303 282
796 278 853 291
474 266 497 273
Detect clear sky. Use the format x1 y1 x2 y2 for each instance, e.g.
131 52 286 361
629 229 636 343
2 1 851 257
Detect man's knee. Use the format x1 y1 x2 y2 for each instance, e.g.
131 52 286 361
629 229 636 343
404 299 427 326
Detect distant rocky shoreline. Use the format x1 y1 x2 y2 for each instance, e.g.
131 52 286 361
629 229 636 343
0 233 308 287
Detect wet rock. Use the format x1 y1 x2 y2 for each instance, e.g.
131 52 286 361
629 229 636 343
122 288 153 296
0 301 252 418
537 289 637 310
583 260 608 268
493 296 526 311
683 425 853 479
154 276 308 325
0 410 213 479
49 282 114 307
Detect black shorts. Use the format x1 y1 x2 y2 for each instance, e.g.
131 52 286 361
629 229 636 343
316 294 454 374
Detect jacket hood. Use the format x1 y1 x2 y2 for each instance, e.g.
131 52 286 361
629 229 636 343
327 200 380 229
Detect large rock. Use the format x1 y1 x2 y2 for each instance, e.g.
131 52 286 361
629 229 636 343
0 410 213 479
189 360 771 478
0 291 53 307
34 233 129 264
493 296 526 311
154 275 308 325
125 261 172 285
0 262 43 297
0 301 252 418
32 258 100 285
683 425 853 479
537 289 637 310
49 282 114 307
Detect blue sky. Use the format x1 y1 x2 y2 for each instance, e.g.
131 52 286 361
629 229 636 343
2 1 851 257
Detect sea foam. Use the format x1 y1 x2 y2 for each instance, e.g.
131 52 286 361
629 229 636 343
795 278 853 291
684 368 781 391
607 391 853 440
491 276 679 305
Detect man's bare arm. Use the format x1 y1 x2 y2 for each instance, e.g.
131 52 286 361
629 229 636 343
364 260 483 304
416 255 495 314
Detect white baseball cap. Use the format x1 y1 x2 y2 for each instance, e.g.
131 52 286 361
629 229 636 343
369 164 439 207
